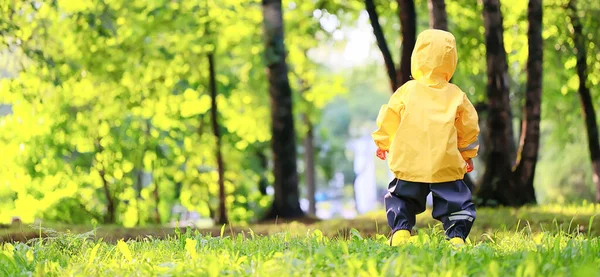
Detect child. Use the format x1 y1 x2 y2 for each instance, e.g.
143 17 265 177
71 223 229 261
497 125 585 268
372 29 480 246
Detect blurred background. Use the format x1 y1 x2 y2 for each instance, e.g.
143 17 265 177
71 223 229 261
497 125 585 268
0 0 599 229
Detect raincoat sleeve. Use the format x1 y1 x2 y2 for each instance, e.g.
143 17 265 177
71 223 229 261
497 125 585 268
456 93 480 160
372 90 405 151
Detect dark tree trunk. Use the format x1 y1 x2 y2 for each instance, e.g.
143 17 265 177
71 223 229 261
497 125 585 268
568 0 600 202
99 168 115 224
135 170 143 198
477 0 519 206
427 0 448 31
144 123 161 224
135 120 149 225
135 169 143 225
365 0 398 91
208 53 228 224
303 115 316 215
256 150 269 195
95 141 115 224
477 0 541 206
174 180 182 200
512 0 542 204
153 176 161 224
397 0 417 86
262 0 304 219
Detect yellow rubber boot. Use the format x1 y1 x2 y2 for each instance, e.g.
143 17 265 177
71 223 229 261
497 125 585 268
390 230 411 246
449 237 465 247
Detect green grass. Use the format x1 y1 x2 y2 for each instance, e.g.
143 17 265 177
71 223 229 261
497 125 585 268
1 228 599 276
1 204 600 276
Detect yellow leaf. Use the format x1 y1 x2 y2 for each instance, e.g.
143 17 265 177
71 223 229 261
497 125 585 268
567 75 580 91
180 95 211 118
26 248 34 263
533 233 544 244
237 255 247 265
183 88 199 100
122 161 134 173
216 74 229 86
113 168 124 180
174 171 185 182
185 238 198 260
564 57 577 70
99 122 110 137
561 86 569 95
117 240 133 262
488 260 499 277
87 243 101 267
3 243 14 259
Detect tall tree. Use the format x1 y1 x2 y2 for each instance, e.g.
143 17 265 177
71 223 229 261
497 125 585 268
365 0 416 92
567 0 600 202
427 0 448 31
477 0 540 206
262 0 304 218
303 115 316 215
512 0 542 203
95 141 115 224
296 77 317 216
208 53 228 224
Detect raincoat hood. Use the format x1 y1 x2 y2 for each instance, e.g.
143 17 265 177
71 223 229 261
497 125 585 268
410 29 458 84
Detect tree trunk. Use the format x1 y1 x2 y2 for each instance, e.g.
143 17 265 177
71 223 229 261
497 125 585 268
153 176 161 224
365 0 398 91
568 0 600 202
135 170 143 198
262 0 304 219
95 141 115 224
303 115 316 215
208 53 228 224
256 149 269 195
427 0 448 31
477 0 541 206
99 168 115 224
512 0 542 204
397 0 417 86
477 0 519 206
595 161 600 202
135 168 143 225
143 122 161 224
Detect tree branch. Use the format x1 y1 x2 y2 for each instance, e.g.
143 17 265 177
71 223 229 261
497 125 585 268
365 0 398 92
397 0 417 86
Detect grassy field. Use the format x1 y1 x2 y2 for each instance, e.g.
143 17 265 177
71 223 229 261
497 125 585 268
1 204 600 276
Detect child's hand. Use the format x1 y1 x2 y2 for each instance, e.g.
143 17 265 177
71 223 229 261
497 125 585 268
376 149 388 160
465 159 474 173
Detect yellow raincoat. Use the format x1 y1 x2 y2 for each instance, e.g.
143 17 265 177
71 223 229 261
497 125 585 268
372 29 480 183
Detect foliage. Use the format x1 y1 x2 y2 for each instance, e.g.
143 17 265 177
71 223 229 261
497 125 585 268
0 0 266 225
0 0 346 225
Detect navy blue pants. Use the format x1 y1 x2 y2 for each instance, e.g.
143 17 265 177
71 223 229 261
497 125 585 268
384 179 476 239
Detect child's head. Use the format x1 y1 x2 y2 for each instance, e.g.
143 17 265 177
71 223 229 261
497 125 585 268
410 29 458 83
